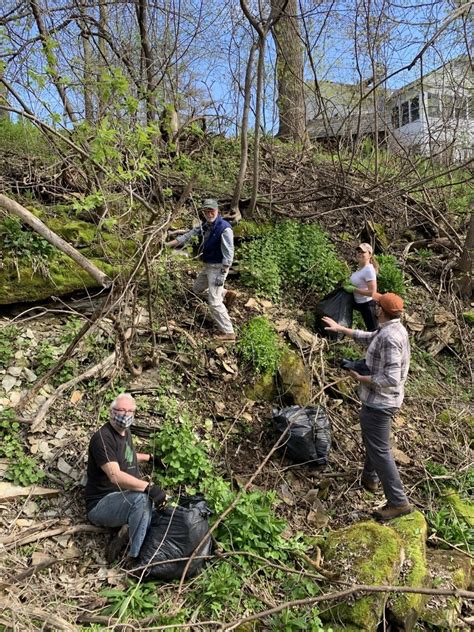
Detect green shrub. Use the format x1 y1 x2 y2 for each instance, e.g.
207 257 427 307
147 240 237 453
377 254 406 296
237 316 283 375
239 220 347 300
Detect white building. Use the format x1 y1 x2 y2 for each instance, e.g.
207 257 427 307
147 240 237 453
307 57 474 163
386 57 473 162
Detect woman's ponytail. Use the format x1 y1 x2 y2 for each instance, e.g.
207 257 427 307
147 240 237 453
371 255 380 273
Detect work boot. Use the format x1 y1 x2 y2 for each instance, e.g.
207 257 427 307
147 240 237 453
361 476 379 493
372 503 413 522
214 332 236 342
105 524 129 563
223 290 237 309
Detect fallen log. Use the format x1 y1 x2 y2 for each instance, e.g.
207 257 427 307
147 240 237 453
0 192 111 287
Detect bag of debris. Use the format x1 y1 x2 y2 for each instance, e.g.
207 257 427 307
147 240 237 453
133 495 212 581
314 287 353 340
273 405 331 465
340 358 371 375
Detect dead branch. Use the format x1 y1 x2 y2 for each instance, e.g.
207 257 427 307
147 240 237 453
0 555 58 589
2 524 107 552
0 600 76 631
221 583 474 631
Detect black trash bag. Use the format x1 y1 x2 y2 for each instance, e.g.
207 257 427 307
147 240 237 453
273 405 331 465
314 287 353 340
133 494 212 580
340 358 371 375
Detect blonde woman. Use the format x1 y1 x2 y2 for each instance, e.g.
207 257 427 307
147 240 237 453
345 243 378 331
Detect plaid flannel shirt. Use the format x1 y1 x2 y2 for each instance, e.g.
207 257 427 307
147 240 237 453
353 319 410 409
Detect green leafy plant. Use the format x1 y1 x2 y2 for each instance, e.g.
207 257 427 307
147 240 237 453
377 254 406 296
150 403 213 488
415 248 433 269
237 316 283 375
428 506 473 553
100 581 159 618
6 454 45 486
0 216 56 278
0 409 45 485
0 325 19 369
192 561 244 617
239 221 347 300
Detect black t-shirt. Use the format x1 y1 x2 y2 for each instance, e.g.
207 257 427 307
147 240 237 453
85 422 140 513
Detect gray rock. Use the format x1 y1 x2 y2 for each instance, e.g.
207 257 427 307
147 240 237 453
8 391 22 406
57 457 73 476
2 374 17 393
7 366 22 377
23 368 37 383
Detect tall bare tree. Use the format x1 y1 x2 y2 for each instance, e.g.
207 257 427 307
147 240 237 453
270 0 307 143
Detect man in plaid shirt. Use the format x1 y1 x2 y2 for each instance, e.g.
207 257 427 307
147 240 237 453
323 292 413 521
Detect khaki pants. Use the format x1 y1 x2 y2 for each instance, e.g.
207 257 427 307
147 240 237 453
193 264 234 334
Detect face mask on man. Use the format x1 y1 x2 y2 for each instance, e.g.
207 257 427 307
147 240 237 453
111 409 134 429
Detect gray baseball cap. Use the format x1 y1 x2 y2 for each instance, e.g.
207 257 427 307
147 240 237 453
201 198 218 210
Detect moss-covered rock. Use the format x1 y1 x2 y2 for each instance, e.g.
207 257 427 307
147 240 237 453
47 218 96 246
321 521 403 631
0 256 116 304
442 489 474 527
388 511 429 631
277 348 311 405
245 372 276 402
420 549 472 629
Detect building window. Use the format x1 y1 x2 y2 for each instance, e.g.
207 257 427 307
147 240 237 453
391 105 400 128
410 97 420 122
401 101 409 126
427 95 441 117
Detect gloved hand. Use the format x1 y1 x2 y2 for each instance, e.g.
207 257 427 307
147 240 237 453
215 268 228 287
148 454 167 470
344 284 356 293
145 484 167 509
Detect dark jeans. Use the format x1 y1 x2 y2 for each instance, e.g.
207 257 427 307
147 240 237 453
359 404 408 506
354 300 378 331
88 491 153 558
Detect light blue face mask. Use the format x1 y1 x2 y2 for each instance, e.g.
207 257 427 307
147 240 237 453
111 410 134 429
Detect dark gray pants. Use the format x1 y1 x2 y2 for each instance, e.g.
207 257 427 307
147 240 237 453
359 404 408 506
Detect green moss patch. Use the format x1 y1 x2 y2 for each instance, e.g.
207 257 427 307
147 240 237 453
321 521 403 630
47 218 97 246
388 511 429 630
0 256 116 304
245 372 276 402
277 348 312 405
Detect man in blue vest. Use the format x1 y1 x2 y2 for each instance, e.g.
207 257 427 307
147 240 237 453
166 199 236 341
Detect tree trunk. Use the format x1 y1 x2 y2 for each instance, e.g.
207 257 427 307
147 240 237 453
135 0 156 122
0 194 110 287
230 40 258 218
271 0 307 143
